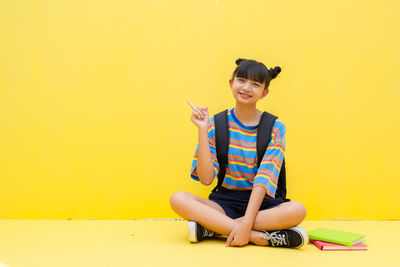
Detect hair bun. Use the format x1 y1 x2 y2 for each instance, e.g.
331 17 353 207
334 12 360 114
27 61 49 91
269 66 281 79
235 58 246 65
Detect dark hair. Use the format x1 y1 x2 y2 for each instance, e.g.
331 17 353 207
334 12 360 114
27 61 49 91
232 58 281 89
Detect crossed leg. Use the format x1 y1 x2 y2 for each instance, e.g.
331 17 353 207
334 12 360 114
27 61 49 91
235 201 307 231
169 191 307 246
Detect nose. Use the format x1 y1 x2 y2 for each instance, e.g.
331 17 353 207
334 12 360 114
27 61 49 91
242 81 251 90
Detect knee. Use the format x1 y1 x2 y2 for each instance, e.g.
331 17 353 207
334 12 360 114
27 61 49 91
169 191 189 210
287 201 307 225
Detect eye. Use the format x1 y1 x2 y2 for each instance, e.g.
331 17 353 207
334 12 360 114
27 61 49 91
253 83 260 87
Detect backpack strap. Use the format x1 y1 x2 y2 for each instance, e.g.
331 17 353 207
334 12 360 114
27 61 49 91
277 159 287 200
212 110 229 192
257 112 288 200
256 112 278 167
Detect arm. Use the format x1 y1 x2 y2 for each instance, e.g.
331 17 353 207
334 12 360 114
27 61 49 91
242 185 267 224
196 127 215 185
225 185 266 247
187 100 216 186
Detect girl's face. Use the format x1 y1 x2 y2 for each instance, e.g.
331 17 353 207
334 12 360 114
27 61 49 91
229 76 269 105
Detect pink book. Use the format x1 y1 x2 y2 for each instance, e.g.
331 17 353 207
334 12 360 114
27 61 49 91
311 239 368 251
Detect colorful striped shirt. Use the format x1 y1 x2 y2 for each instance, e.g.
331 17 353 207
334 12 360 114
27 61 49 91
190 108 286 198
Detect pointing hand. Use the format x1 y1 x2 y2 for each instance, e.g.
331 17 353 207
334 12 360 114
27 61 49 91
187 100 209 129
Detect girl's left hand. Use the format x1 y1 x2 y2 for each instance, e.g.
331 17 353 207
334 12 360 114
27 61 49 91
226 221 252 247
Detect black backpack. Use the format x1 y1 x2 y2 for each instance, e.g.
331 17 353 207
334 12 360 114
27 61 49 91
212 110 288 201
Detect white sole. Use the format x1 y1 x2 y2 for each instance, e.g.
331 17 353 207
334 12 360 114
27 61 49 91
188 221 198 242
289 226 309 248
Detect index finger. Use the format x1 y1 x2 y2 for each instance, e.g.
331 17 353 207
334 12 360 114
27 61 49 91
226 232 234 247
187 100 197 110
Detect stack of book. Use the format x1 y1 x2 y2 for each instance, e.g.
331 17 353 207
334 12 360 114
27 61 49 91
307 227 368 251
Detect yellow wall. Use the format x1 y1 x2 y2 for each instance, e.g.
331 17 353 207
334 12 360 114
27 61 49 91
0 0 399 219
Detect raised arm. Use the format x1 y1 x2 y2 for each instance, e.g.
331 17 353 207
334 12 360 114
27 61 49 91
188 100 215 186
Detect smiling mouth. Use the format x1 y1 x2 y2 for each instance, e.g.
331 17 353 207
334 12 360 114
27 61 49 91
239 92 251 99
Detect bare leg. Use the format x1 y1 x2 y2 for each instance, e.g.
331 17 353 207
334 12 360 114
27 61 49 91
234 201 307 231
169 191 270 246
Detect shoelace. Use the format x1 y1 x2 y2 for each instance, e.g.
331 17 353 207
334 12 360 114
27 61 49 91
202 227 215 238
265 231 288 246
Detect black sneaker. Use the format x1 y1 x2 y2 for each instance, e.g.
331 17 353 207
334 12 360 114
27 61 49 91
188 221 216 242
262 227 309 248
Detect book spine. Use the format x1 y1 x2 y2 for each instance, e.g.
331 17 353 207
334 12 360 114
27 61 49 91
309 236 351 246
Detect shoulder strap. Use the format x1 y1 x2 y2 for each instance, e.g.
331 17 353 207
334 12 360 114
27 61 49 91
256 112 278 167
212 110 229 192
277 159 287 200
257 112 288 200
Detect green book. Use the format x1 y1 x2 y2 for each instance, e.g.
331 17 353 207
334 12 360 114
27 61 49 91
307 228 365 246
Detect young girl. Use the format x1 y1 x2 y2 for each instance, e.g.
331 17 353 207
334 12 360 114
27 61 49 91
170 58 308 248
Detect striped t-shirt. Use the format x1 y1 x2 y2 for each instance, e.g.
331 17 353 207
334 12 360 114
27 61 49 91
190 108 286 198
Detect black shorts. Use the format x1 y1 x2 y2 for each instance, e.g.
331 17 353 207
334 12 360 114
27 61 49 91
209 187 288 219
